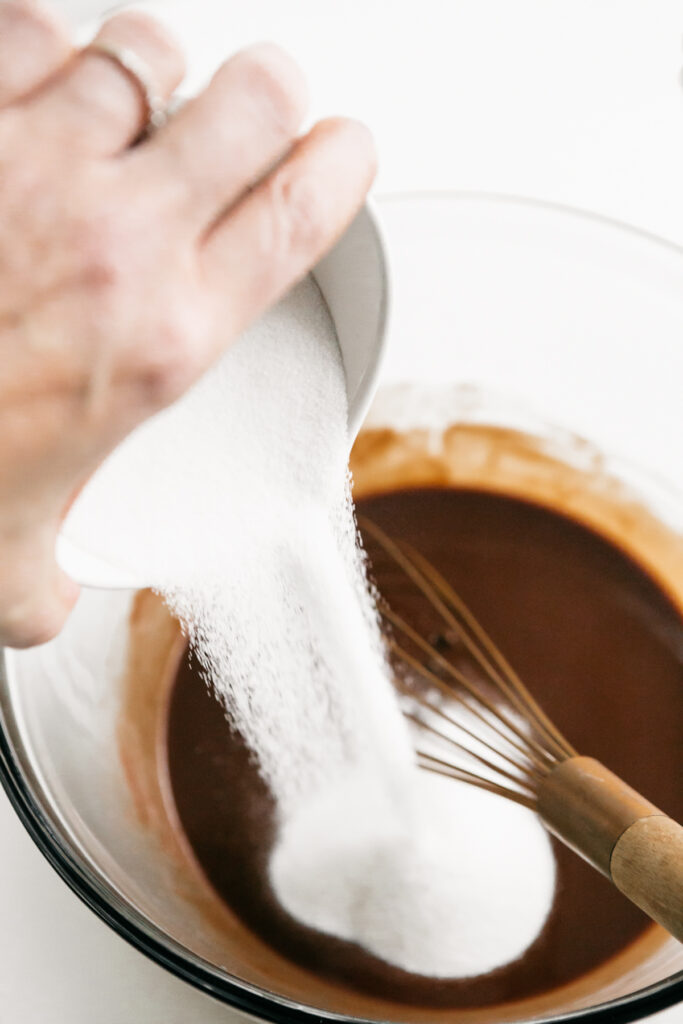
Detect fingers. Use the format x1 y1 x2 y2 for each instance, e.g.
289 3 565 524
134 43 307 230
0 0 72 107
20 10 185 157
0 529 79 649
201 117 377 345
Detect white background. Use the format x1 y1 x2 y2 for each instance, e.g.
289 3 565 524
1 1 682 1021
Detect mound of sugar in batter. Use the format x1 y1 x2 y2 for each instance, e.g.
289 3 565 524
271 770 555 977
64 277 555 976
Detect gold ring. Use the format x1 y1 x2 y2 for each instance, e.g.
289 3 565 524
82 41 168 136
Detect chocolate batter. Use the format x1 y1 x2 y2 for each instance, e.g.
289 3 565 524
165 486 683 1009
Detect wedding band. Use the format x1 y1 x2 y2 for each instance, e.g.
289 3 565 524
83 41 168 135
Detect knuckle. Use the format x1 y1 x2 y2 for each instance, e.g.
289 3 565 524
75 214 128 290
271 170 329 258
233 43 307 133
134 313 203 408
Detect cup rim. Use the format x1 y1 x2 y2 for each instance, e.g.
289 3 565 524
1 191 682 1024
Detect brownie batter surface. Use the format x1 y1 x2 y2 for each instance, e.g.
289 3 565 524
165 487 683 1008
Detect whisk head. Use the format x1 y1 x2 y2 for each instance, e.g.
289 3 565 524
358 516 683 944
358 516 578 810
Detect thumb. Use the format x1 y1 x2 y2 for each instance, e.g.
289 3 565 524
0 529 80 649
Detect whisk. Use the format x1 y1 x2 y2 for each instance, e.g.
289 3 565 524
359 516 683 943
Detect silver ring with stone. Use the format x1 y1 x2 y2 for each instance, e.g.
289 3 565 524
83 41 169 135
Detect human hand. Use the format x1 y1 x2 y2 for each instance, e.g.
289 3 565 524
0 0 376 648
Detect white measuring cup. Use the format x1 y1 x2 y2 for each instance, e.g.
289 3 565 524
56 203 389 590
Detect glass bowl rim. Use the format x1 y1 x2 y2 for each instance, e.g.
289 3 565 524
1 190 682 1024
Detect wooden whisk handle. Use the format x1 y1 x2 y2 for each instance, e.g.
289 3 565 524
538 756 683 942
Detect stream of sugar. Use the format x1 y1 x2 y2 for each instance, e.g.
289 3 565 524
65 278 555 976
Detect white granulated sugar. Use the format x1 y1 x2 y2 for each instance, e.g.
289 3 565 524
271 770 555 978
65 276 555 976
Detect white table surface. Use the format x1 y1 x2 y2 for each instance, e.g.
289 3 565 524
2 1 682 1020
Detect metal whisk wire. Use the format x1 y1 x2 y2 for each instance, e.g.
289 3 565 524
358 516 577 811
357 516 683 942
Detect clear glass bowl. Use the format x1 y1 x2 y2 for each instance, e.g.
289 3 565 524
1 194 682 1023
